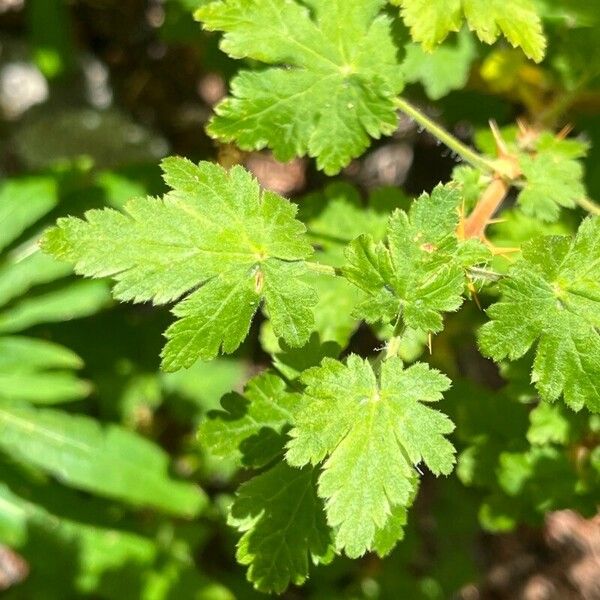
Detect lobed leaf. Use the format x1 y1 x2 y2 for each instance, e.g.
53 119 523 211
516 133 588 222
393 0 545 62
42 159 317 370
479 217 600 412
196 0 404 174
199 371 299 468
228 462 332 593
286 355 454 557
342 184 489 333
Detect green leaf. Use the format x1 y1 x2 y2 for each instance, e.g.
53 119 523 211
0 405 206 516
496 446 596 514
0 477 232 600
402 29 476 100
0 372 90 405
305 273 362 347
479 217 600 412
196 0 404 174
343 184 489 332
371 503 410 557
487 209 572 271
161 357 246 412
301 182 406 250
270 333 341 381
299 184 409 345
0 336 82 371
286 355 454 557
41 159 317 370
199 371 299 468
0 337 89 405
393 0 545 62
0 177 58 252
451 166 487 212
0 248 71 308
0 482 157 591
0 280 112 334
516 133 588 222
527 403 573 446
228 462 332 594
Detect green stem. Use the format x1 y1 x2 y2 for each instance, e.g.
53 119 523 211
394 97 497 174
384 318 406 361
576 196 600 216
370 319 405 378
304 261 338 276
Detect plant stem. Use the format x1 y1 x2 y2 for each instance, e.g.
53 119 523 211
384 319 406 361
576 196 600 216
304 261 338 276
394 97 497 174
462 177 509 240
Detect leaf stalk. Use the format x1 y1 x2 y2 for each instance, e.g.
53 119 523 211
394 97 502 175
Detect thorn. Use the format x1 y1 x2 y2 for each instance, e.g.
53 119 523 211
487 217 507 225
427 333 432 354
467 279 482 310
557 123 573 140
516 119 540 151
414 463 424 476
490 245 520 256
489 119 509 157
486 243 520 262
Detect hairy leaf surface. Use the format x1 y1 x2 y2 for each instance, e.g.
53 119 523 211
228 462 332 593
393 0 545 62
42 159 317 370
479 218 600 412
343 185 489 332
287 355 454 557
199 371 299 468
197 0 404 174
517 133 588 222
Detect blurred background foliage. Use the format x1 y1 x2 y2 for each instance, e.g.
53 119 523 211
0 1 599 598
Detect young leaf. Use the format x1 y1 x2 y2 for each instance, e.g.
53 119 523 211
479 218 600 412
516 133 588 222
228 462 332 594
196 0 404 175
286 355 454 557
343 185 489 333
199 371 299 468
393 0 545 62
41 159 317 370
0 405 206 516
